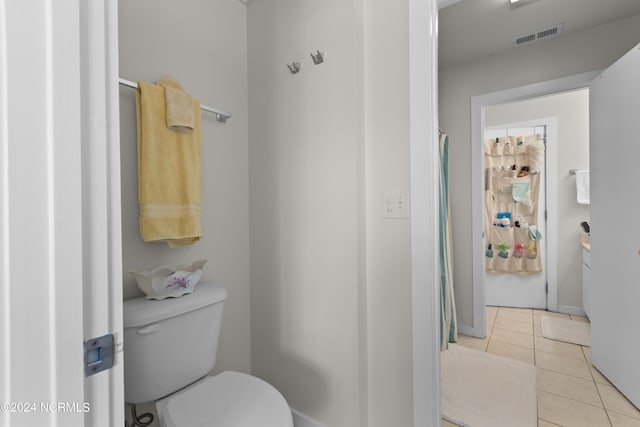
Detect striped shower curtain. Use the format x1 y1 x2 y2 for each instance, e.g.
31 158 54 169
439 131 457 350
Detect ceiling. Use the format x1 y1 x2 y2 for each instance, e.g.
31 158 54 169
439 0 640 69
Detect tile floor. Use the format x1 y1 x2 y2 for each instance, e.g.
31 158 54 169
443 306 640 427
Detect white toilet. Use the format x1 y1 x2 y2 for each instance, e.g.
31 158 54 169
123 282 293 427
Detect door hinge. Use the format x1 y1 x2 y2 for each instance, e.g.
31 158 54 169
84 334 115 377
545 282 549 294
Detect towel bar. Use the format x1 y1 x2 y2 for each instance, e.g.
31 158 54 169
118 78 232 123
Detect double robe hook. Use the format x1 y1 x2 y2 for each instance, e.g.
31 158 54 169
286 51 326 74
286 62 301 74
310 50 325 65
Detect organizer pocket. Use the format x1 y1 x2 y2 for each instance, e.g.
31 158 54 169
524 256 542 273
490 139 504 156
492 176 516 204
493 255 510 271
484 139 493 156
492 224 515 244
489 155 509 171
503 137 515 155
485 256 494 272
508 256 523 271
514 227 530 245
514 202 536 218
512 182 530 203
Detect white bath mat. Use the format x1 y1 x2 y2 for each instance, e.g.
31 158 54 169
541 317 591 347
441 344 537 427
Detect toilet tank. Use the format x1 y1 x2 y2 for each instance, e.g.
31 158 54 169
123 282 227 403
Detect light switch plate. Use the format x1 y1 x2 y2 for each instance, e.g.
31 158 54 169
383 192 409 219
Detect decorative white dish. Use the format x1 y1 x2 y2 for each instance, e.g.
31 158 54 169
130 259 207 300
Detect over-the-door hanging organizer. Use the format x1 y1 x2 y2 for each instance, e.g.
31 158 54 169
485 134 544 274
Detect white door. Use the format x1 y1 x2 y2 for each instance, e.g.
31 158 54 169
589 43 640 408
483 123 549 309
0 2 124 426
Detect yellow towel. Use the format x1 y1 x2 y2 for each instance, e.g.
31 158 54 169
157 77 195 132
136 81 202 247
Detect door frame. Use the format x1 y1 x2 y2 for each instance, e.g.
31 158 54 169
483 118 556 310
80 1 125 426
468 70 600 338
409 0 441 425
0 1 124 426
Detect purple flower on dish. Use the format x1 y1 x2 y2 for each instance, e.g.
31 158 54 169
167 275 190 290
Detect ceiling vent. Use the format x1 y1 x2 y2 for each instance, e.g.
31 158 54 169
513 23 564 46
510 0 541 10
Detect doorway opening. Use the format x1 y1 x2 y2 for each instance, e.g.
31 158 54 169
483 119 554 310
469 72 597 338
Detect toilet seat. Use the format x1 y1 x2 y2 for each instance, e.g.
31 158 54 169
157 371 293 427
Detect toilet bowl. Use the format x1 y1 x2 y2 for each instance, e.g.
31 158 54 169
123 282 293 427
156 372 292 427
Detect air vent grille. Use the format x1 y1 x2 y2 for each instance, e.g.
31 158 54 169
515 34 536 45
513 23 564 46
538 27 559 38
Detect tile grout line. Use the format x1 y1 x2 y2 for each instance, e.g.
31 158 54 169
606 408 640 422
537 417 563 426
538 388 607 411
484 308 496 352
534 363 597 383
585 345 615 426
532 309 540 425
532 309 537 366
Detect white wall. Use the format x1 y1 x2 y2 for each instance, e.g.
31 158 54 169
118 0 418 425
364 1 414 426
248 0 415 426
118 0 250 378
247 1 362 425
440 13 640 327
486 89 590 311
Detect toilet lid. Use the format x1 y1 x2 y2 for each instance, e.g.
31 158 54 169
161 371 293 427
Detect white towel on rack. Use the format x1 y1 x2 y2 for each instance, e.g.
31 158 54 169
575 170 590 205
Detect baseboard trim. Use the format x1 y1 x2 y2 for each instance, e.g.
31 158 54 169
557 305 587 317
291 408 326 427
458 323 482 338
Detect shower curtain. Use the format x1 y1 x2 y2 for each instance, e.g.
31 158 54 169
439 130 457 350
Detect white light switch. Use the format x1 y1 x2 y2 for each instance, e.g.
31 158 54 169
383 192 409 219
